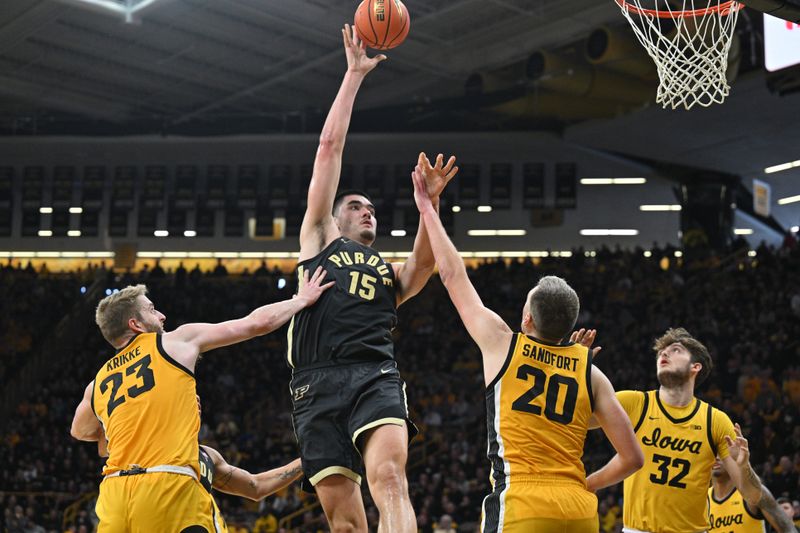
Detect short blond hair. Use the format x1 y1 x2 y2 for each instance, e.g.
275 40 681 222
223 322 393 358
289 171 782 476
95 284 148 344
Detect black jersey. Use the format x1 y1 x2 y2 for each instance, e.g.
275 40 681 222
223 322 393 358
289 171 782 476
288 238 397 369
198 446 215 494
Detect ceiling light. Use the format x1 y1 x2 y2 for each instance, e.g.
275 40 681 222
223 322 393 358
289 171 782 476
451 205 461 213
477 206 492 212
733 228 754 235
154 230 169 237
391 230 407 237
467 229 527 236
764 159 800 174
213 252 239 258
640 205 681 211
86 251 114 258
674 251 683 257
69 207 83 214
747 250 757 257
644 250 652 257
792 226 799 233
184 230 197 237
39 207 53 214
38 230 52 237
777 194 800 205
67 230 82 237
579 229 639 236
138 252 163 258
581 178 647 185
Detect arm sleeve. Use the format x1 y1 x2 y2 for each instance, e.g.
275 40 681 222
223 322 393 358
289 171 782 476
712 408 736 459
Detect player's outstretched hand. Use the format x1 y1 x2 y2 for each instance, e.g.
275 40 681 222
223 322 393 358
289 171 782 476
343 23 386 76
417 152 458 200
570 328 602 358
412 167 436 216
295 266 335 307
725 423 750 467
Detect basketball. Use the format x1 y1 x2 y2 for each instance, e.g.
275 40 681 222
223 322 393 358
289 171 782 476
354 0 410 50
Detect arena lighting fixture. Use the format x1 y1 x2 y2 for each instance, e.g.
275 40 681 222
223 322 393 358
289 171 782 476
239 252 266 259
467 229 527 236
777 194 800 205
792 226 799 233
674 251 683 258
67 230 81 237
184 230 197 237
390 230 407 237
644 250 653 257
580 178 647 185
138 252 163 258
451 205 461 213
163 252 186 258
748 250 757 257
86 252 114 258
579 229 639 236
764 159 800 174
38 230 52 237
477 206 493 212
39 207 53 214
38 252 60 258
153 230 169 237
69 207 83 214
734 228 754 235
640 205 682 211
65 0 167 21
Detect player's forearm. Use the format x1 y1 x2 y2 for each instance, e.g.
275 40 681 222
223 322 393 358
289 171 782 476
758 486 797 533
318 71 364 152
737 462 765 507
586 453 641 492
420 209 466 287
254 459 304 500
247 297 308 336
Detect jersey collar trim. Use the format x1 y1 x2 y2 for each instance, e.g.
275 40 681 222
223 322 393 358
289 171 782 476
655 390 701 423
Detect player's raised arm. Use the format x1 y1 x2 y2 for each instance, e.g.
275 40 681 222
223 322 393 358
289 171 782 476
393 152 458 306
585 366 645 491
411 166 512 382
163 267 333 372
299 24 386 260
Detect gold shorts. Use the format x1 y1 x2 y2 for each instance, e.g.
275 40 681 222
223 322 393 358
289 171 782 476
96 472 224 533
482 482 598 532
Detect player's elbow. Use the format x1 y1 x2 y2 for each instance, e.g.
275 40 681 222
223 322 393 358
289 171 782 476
317 135 343 155
624 447 645 472
70 422 96 442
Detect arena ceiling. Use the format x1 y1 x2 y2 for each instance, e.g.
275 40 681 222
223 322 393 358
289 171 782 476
0 0 798 229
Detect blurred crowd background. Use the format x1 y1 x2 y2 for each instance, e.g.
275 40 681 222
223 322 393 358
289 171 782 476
1 239 799 532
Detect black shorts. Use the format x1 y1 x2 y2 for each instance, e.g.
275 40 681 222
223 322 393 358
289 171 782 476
289 360 417 488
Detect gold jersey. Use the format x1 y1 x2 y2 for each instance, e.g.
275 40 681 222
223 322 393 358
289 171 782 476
707 486 766 533
619 390 736 533
92 333 200 477
484 333 595 520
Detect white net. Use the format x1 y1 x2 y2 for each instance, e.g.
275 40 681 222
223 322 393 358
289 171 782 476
615 0 742 110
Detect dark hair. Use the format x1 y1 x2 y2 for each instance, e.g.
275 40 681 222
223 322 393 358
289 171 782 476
653 328 713 386
529 276 580 342
332 190 372 216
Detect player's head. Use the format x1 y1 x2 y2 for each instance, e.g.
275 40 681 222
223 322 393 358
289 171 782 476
521 276 580 342
653 328 712 389
95 284 166 347
710 457 729 481
777 497 795 520
332 190 376 246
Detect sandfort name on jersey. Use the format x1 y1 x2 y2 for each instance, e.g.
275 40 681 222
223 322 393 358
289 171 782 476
520 343 581 371
327 250 393 286
106 345 143 371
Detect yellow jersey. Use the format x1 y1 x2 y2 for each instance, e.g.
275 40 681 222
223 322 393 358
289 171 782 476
486 333 594 490
92 333 200 476
619 390 736 533
707 486 765 533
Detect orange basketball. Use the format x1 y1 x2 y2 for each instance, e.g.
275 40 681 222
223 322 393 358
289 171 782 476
354 0 411 50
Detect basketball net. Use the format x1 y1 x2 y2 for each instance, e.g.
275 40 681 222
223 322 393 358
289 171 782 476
615 0 743 110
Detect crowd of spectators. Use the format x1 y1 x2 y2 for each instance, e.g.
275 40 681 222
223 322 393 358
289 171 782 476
1 241 799 532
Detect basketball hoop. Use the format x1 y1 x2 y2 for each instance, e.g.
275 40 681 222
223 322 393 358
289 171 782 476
615 0 743 110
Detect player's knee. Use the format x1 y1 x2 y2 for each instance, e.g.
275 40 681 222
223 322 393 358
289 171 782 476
369 460 407 492
328 516 361 533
